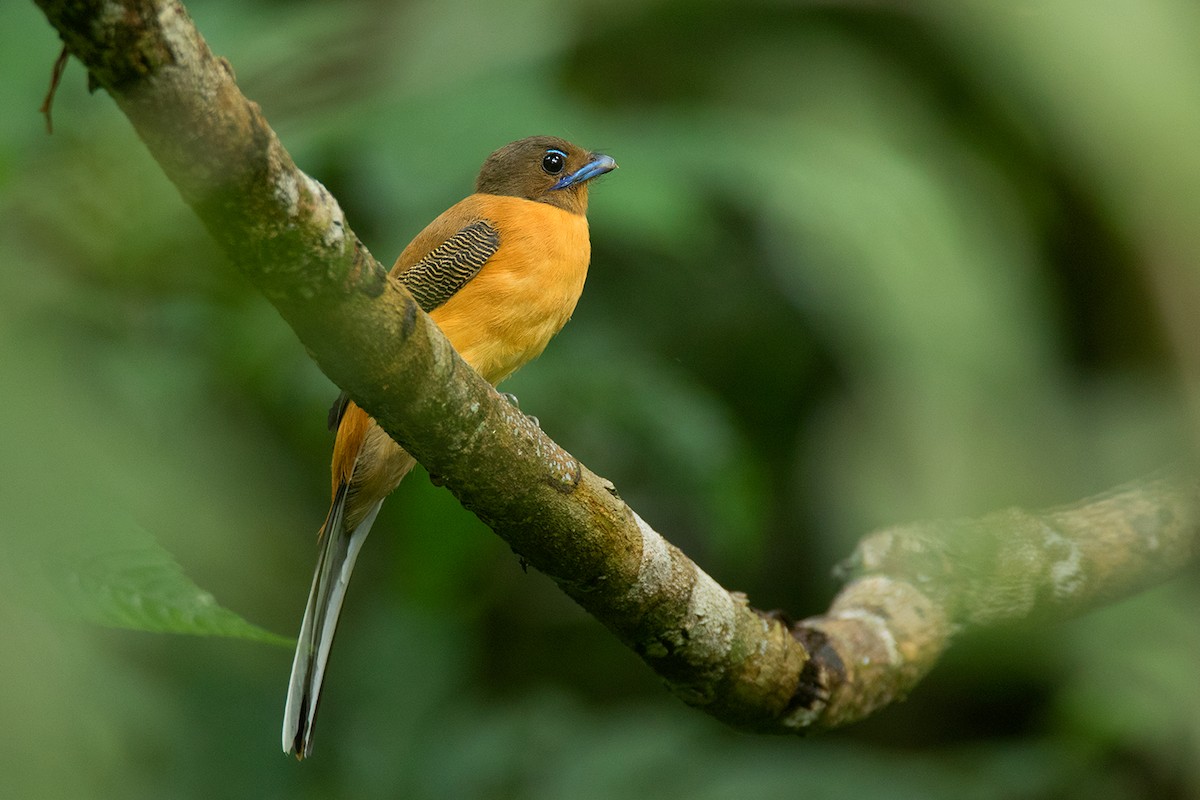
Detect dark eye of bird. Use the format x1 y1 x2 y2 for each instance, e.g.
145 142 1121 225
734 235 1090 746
542 149 566 175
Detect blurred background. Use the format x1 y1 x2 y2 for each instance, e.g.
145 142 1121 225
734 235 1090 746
3 0 1200 797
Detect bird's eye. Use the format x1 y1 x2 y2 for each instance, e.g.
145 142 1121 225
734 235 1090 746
542 149 567 175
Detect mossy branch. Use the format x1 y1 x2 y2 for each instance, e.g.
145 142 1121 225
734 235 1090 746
33 0 1200 735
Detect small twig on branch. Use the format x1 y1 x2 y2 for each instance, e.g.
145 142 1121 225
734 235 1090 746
39 44 69 134
32 0 1200 736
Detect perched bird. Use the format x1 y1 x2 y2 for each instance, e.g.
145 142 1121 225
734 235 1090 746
282 136 616 759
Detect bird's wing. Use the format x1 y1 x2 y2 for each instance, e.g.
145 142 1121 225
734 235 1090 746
325 215 500 433
395 218 500 312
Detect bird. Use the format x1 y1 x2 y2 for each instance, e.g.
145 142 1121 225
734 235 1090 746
282 136 616 759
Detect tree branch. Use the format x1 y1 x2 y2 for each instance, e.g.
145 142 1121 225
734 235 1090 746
34 0 1200 735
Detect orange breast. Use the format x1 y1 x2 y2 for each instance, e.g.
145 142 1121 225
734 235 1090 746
420 195 591 384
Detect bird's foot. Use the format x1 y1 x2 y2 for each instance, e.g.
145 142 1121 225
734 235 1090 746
501 392 539 427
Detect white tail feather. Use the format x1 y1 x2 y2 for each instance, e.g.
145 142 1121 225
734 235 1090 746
282 491 384 758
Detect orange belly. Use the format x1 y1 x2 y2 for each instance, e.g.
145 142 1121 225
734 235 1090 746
422 195 590 383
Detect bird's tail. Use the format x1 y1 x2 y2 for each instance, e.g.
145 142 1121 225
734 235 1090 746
282 484 383 759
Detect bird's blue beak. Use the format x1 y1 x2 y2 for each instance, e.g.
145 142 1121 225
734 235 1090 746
550 153 618 190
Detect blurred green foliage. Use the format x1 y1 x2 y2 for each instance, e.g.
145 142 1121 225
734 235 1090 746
3 0 1199 797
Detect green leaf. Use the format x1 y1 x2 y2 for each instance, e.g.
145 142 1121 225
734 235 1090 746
40 526 293 647
0 249 293 649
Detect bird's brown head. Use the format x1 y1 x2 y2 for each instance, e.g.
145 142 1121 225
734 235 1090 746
474 136 616 215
